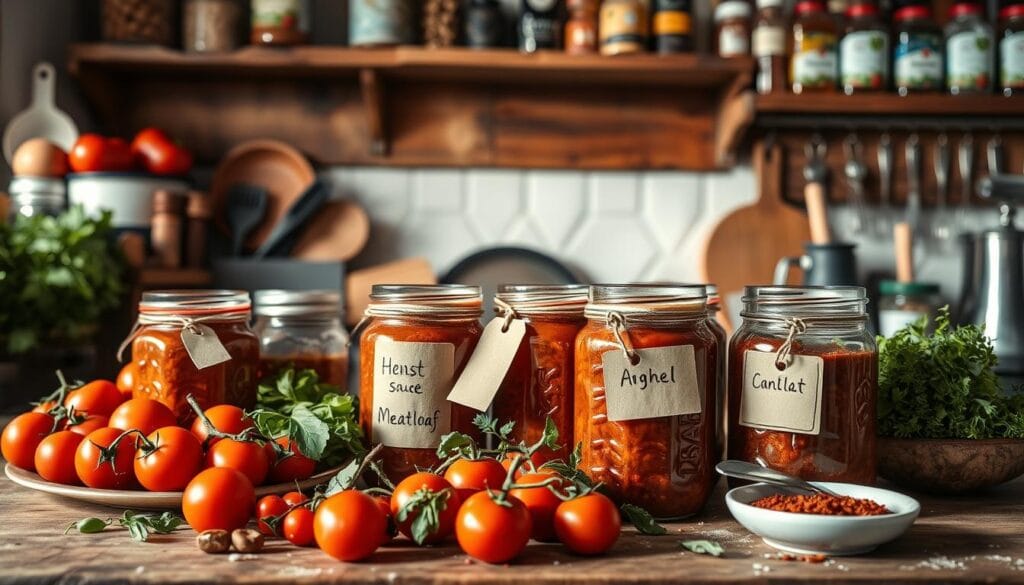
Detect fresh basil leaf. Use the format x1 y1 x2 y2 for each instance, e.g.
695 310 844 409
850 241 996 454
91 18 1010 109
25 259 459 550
621 504 667 535
436 431 475 459
288 404 330 461
325 458 363 496
680 540 724 557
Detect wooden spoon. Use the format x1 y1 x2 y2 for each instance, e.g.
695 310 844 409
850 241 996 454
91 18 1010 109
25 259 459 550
700 140 810 331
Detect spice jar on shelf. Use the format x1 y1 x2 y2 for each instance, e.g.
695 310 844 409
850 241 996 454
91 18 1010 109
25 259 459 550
254 290 350 390
790 0 839 93
600 0 648 55
125 290 260 424
251 0 310 46
652 0 693 54
359 285 484 483
1000 3 1024 96
575 284 720 519
715 1 752 58
150 189 184 269
840 2 890 94
753 0 788 94
728 286 877 485
466 0 505 48
350 0 416 46
565 0 599 54
894 4 943 95
519 0 565 52
183 0 244 52
945 1 994 94
102 0 176 45
877 281 941 337
489 285 588 461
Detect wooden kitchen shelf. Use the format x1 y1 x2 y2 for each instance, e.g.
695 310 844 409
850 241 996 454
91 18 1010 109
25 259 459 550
68 44 754 170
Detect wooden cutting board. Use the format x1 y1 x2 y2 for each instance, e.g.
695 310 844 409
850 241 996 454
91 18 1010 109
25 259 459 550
700 140 810 331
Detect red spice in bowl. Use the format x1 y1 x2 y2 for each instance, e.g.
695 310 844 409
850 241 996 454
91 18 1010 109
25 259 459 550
750 493 891 516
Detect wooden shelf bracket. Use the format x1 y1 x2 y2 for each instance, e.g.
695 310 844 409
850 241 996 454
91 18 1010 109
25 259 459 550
359 68 388 157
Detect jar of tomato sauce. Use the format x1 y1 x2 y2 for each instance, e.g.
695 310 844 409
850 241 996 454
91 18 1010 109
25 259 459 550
125 290 260 424
491 284 588 459
358 285 484 483
575 284 719 519
254 290 350 390
728 286 877 485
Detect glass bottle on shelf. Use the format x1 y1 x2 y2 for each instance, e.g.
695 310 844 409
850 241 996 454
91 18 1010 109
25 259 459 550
600 0 648 55
893 4 944 95
1000 3 1024 96
466 0 506 48
753 0 788 94
519 0 565 53
565 0 599 54
945 2 994 94
652 0 694 54
715 0 753 58
251 0 310 46
790 1 839 93
840 1 890 94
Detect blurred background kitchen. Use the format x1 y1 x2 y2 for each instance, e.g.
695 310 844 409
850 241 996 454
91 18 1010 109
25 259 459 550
1 0 1022 407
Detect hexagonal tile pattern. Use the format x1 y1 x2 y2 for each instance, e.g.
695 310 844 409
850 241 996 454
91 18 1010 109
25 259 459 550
465 169 523 243
566 215 659 283
525 171 586 248
642 174 703 250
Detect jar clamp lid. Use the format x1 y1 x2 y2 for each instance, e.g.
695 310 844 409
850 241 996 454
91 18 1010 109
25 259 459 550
254 289 342 317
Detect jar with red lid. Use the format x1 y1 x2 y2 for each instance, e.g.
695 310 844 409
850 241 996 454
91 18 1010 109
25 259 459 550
840 2 890 94
358 285 484 483
945 2 994 94
790 0 839 93
728 286 877 485
125 290 260 424
575 284 719 519
490 285 588 460
1000 3 1024 96
894 4 943 95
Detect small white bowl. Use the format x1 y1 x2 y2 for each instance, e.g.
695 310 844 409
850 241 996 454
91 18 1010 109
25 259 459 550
68 172 189 228
725 481 920 556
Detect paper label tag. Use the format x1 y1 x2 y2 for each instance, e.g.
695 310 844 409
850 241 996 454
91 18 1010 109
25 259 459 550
371 339 454 449
601 345 701 422
447 317 526 412
740 350 824 435
180 324 232 370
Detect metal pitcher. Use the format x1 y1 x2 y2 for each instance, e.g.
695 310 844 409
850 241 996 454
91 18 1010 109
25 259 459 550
773 243 859 287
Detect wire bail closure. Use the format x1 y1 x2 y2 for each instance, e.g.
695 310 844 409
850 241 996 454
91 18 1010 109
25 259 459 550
607 311 640 366
774 317 808 370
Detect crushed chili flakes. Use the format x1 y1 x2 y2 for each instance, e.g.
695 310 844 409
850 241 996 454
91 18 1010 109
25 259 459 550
750 493 891 516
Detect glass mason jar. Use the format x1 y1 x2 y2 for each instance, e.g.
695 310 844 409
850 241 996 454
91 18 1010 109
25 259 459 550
877 280 941 337
491 285 588 460
728 286 877 485
126 290 260 424
575 284 719 520
253 290 350 390
359 285 484 483
945 2 994 95
705 284 728 459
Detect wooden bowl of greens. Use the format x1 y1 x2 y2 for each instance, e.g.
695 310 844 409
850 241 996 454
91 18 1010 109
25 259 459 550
877 311 1024 495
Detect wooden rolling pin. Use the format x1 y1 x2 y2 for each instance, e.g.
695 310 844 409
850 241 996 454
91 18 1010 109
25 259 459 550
803 141 832 244
893 222 914 283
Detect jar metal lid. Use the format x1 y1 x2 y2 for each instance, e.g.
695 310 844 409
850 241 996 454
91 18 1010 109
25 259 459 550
367 284 482 319
254 289 342 317
140 289 251 314
741 285 868 319
586 283 707 321
495 284 588 317
715 0 753 21
878 280 940 296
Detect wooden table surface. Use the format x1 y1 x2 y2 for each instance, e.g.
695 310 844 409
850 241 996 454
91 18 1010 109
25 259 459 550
1 469 1023 585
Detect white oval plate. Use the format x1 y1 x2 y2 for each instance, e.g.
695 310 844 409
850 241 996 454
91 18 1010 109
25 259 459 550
725 481 920 556
5 463 341 510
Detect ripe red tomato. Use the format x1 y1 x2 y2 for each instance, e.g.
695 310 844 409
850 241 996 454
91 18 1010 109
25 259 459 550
509 472 565 542
205 438 269 486
283 491 308 506
268 437 316 484
109 398 177 436
32 401 57 414
68 134 134 173
390 472 460 545
115 363 136 399
64 380 123 417
256 495 289 536
443 458 508 502
1 412 55 470
554 493 621 555
283 506 316 547
314 490 386 561
65 414 108 437
182 467 255 532
75 427 137 489
134 426 203 492
455 491 532 564
190 404 252 444
131 128 193 176
501 451 544 478
34 430 84 485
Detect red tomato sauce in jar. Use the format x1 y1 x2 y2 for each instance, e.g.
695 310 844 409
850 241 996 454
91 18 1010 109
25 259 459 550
727 286 877 484
127 290 260 424
574 284 720 519
490 285 588 460
358 285 484 483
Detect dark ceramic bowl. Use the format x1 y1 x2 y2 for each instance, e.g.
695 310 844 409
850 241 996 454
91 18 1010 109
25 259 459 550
878 437 1024 495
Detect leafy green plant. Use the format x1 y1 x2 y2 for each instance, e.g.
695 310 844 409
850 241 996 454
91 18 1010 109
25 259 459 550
877 309 1024 439
0 206 124 354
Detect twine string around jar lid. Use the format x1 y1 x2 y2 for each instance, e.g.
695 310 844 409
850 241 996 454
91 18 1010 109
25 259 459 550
116 310 249 363
585 299 707 367
493 297 519 333
607 311 640 366
773 317 807 370
348 288 484 345
739 312 866 370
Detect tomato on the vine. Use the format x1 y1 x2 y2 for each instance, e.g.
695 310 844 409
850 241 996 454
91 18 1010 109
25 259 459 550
283 491 308 507
182 467 255 532
509 472 566 542
189 404 251 444
554 493 621 555
267 437 315 484
390 472 460 545
64 380 123 417
443 458 507 502
455 491 532 564
32 401 57 414
75 427 137 489
109 398 176 436
283 507 316 547
115 363 136 398
34 430 83 485
1 412 54 470
134 426 203 492
205 438 269 486
256 494 289 536
314 490 386 561
65 414 108 436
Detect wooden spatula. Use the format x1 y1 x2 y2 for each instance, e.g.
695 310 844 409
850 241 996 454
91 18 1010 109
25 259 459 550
700 140 810 331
